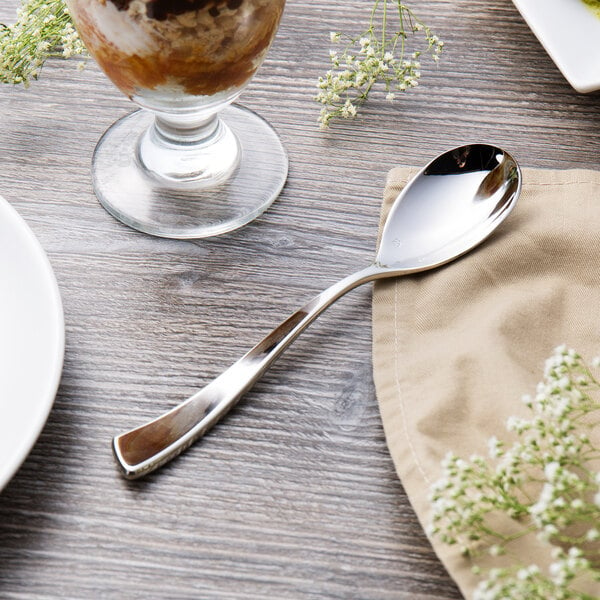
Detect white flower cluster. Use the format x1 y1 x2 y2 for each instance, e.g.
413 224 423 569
473 548 592 600
315 1 443 128
0 0 86 86
429 345 600 598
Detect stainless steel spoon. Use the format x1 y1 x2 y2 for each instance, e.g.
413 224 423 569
113 143 521 479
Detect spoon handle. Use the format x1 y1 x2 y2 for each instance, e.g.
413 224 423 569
112 264 381 479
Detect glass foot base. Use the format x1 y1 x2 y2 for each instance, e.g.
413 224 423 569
92 104 288 239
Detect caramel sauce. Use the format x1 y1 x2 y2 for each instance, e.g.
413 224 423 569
73 0 284 97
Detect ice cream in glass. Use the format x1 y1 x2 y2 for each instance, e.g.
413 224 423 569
66 0 287 238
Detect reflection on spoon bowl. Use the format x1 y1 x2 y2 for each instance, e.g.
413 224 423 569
377 144 520 271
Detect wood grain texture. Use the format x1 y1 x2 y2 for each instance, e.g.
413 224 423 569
1 1 599 598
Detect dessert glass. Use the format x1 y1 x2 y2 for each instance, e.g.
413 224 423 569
66 0 287 238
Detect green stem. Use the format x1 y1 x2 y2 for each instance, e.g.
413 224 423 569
369 0 380 30
381 0 387 49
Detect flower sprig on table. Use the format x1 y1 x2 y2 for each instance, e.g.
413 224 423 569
429 345 600 599
315 0 443 128
0 0 85 86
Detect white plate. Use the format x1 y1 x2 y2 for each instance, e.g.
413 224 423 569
512 0 600 92
0 194 64 491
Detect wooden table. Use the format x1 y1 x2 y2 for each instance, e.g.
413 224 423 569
1 1 599 598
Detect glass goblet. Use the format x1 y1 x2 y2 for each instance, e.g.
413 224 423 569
66 0 287 238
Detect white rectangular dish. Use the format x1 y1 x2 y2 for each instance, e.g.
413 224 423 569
512 0 600 92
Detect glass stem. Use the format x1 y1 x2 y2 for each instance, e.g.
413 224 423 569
136 109 240 185
152 112 221 146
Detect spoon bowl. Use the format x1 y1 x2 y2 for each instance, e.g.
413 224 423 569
113 144 521 479
377 144 521 271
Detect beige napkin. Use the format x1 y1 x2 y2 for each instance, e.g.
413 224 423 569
373 167 600 598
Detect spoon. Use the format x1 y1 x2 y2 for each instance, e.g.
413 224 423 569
113 143 521 479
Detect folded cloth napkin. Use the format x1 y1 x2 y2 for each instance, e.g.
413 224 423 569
373 167 600 598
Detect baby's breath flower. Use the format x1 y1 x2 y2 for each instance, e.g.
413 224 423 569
0 0 86 86
429 346 600 598
544 461 561 481
315 0 443 128
487 436 504 459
